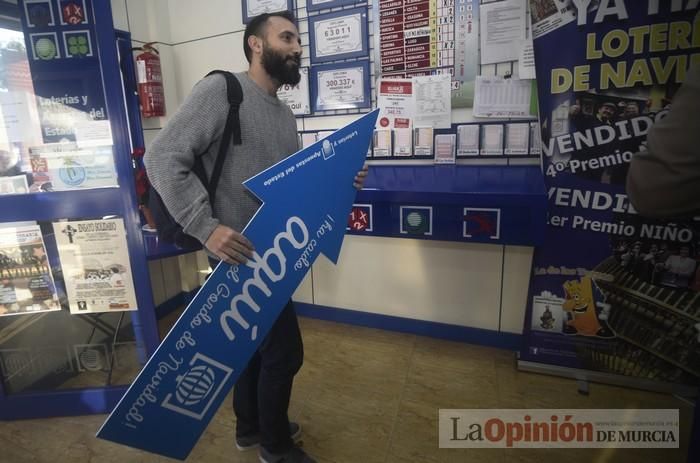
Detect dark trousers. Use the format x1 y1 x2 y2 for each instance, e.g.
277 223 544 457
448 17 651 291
208 259 303 452
234 300 303 452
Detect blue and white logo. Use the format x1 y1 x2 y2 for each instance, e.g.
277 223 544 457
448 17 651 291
175 365 215 405
400 206 432 236
59 162 86 186
161 353 233 421
321 138 335 160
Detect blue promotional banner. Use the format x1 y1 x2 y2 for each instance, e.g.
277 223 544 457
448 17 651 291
97 110 379 459
522 2 700 387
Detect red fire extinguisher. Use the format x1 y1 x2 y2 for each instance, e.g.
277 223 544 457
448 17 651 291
135 43 166 118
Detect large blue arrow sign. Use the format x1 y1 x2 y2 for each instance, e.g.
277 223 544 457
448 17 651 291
97 110 379 459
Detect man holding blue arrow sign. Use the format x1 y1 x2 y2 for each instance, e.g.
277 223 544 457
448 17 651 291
98 11 376 462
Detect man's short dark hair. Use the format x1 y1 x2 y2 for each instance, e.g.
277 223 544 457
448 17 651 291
243 11 296 63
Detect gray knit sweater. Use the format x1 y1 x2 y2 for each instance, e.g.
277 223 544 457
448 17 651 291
145 72 298 245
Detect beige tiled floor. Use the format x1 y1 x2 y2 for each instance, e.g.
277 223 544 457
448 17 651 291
0 316 695 463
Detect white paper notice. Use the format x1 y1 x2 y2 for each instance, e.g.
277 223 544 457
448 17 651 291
316 66 366 109
480 124 504 156
246 0 289 17
53 218 137 314
518 8 536 80
278 67 311 116
434 134 456 164
413 75 451 129
377 79 414 129
480 0 526 64
457 125 480 156
0 91 42 144
313 11 364 58
393 128 412 156
505 123 530 155
474 76 532 118
74 120 113 148
373 129 392 157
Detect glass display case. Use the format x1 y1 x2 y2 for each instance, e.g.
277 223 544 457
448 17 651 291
0 0 159 419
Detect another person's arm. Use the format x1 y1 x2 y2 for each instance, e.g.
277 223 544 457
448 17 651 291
354 164 368 190
627 65 700 218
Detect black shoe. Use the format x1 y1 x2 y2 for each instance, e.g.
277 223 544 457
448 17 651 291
259 445 316 463
236 422 302 451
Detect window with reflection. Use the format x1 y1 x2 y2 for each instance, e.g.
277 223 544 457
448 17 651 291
0 2 117 195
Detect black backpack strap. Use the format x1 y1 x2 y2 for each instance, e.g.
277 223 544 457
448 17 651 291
202 70 243 204
206 70 243 144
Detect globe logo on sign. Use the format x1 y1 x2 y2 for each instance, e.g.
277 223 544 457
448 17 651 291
400 206 432 236
59 162 87 186
161 352 233 420
174 365 216 406
35 38 58 60
406 212 423 228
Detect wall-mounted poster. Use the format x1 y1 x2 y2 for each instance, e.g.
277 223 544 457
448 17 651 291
0 225 60 316
307 0 359 13
479 0 525 64
52 218 137 314
277 67 311 116
309 7 369 64
311 60 371 112
473 76 533 118
241 0 293 24
376 78 414 129
376 0 479 108
413 74 452 128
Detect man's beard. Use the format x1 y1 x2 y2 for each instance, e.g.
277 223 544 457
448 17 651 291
261 45 301 86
